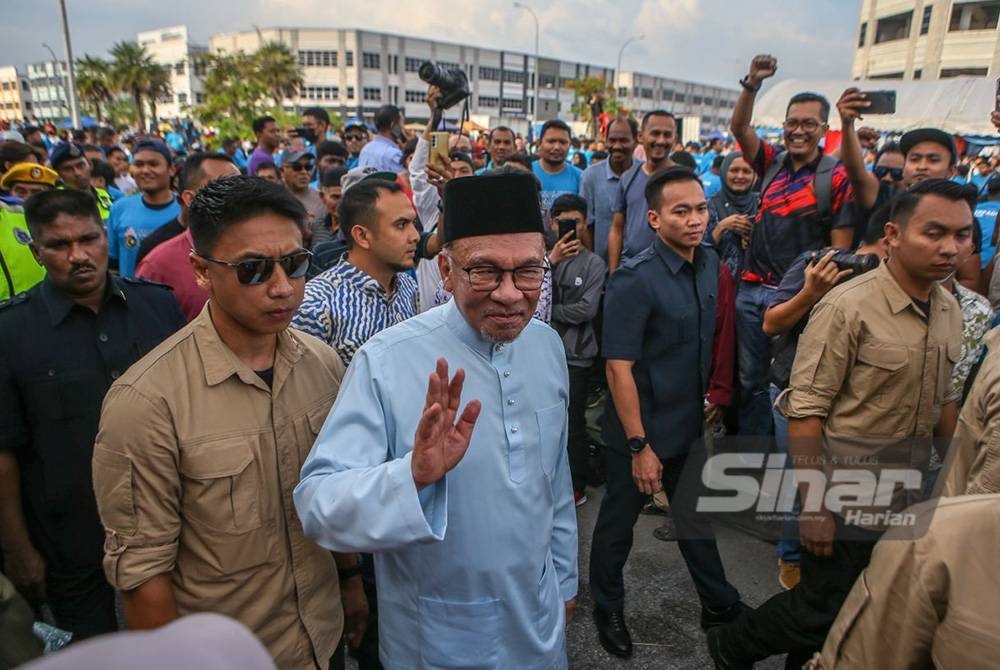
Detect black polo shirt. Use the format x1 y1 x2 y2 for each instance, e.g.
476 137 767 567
602 238 719 458
0 275 184 571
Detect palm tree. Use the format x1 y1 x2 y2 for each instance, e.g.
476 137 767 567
254 42 303 108
146 64 173 124
76 55 113 122
109 41 158 130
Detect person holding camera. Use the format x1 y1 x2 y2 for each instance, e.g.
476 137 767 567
708 178 972 669
762 209 889 592
548 194 607 507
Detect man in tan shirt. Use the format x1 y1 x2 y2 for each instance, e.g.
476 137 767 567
806 494 1000 669
708 178 973 669
93 176 364 669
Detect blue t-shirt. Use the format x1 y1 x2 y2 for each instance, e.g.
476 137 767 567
107 195 181 278
975 200 1000 269
701 172 721 197
532 161 583 215
970 172 991 196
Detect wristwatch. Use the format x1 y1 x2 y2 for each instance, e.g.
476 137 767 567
626 435 650 454
739 75 761 93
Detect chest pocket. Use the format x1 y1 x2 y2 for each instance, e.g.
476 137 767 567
179 439 263 534
854 342 909 410
536 402 566 479
937 340 962 404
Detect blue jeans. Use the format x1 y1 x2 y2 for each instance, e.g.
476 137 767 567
736 282 775 437
770 384 801 564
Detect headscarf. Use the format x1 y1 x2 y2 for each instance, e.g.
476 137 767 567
711 151 757 217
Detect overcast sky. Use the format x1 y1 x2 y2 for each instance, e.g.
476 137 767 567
0 0 860 88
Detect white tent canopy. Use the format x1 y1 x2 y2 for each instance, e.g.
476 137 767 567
752 77 998 136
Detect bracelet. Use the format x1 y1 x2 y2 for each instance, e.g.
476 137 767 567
739 76 761 93
338 565 362 581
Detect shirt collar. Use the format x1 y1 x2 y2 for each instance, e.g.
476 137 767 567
875 261 951 317
443 299 495 359
192 303 304 391
41 273 127 326
604 160 626 181
653 237 703 275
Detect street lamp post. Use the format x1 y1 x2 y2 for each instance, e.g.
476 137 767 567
41 42 70 123
58 0 81 129
615 34 644 103
513 2 540 128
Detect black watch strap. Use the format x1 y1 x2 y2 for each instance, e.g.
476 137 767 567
739 76 761 93
627 435 649 454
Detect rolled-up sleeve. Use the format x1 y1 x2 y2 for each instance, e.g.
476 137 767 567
294 347 447 553
93 384 181 591
779 301 856 420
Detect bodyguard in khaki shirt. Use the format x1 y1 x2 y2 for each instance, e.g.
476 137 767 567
807 494 1000 669
93 176 360 669
708 179 973 669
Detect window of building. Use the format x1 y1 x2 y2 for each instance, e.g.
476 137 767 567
920 5 933 34
858 21 868 47
347 86 355 99
303 86 339 100
949 1 1000 31
874 11 913 43
478 66 500 81
618 86 628 98
298 51 339 68
405 57 424 73
478 95 499 107
913 68 923 79
692 94 703 105
345 51 354 67
178 92 188 104
405 89 425 103
175 61 186 75
195 92 205 103
674 92 686 103
362 52 381 69
363 87 382 101
869 71 905 79
502 70 526 84
539 74 557 88
940 66 990 77
502 97 524 110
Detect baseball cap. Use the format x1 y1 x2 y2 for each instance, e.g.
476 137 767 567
340 166 397 192
899 128 957 165
281 148 313 165
1 163 59 190
132 139 173 164
343 118 371 133
49 142 86 168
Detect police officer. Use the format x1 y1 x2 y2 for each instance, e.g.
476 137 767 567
0 189 184 641
708 179 972 669
50 143 113 221
0 163 59 300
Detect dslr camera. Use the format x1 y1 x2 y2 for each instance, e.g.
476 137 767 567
808 247 880 277
419 61 470 110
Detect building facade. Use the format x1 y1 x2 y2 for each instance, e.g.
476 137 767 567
208 27 736 134
853 0 1000 80
0 66 29 123
23 61 70 121
137 25 207 120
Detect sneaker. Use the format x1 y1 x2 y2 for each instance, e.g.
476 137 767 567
574 490 588 507
778 559 800 591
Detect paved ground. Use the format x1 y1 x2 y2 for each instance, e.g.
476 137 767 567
566 484 786 669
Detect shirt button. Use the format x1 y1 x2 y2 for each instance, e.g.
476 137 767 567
110 370 121 380
510 426 519 434
507 398 516 406
98 332 109 343
495 344 504 352
503 369 511 378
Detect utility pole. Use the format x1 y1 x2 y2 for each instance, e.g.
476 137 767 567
57 0 80 128
514 2 540 127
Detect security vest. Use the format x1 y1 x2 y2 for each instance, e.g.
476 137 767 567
0 199 45 301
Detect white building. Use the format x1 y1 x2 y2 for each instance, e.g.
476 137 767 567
23 61 70 122
853 0 1000 80
0 66 29 123
208 27 737 134
138 25 206 120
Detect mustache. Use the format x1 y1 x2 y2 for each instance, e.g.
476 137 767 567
70 263 97 273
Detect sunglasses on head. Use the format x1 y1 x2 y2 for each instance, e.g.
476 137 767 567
195 249 312 285
287 161 315 172
873 165 903 181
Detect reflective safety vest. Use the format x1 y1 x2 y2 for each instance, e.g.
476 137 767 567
0 199 45 302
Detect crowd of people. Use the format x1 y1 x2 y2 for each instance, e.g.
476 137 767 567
3 51 1000 670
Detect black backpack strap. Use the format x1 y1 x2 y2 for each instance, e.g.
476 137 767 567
759 150 788 201
620 163 645 215
813 154 838 230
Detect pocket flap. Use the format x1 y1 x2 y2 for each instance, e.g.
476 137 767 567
180 440 254 479
856 343 908 371
946 340 962 364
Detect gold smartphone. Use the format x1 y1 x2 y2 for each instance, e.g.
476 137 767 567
429 132 450 170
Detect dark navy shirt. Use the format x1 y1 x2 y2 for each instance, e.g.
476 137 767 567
602 238 720 458
0 275 184 570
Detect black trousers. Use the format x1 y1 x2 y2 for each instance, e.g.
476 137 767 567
589 448 740 612
567 363 593 494
46 567 117 642
716 515 880 669
346 554 384 670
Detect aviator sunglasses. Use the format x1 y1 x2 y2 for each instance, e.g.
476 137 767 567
194 249 313 285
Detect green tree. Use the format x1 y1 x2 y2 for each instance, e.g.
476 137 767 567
109 41 160 130
565 75 620 135
146 63 173 124
254 42 303 108
192 50 271 141
75 55 113 121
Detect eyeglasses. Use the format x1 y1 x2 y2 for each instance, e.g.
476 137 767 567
195 249 312 285
462 264 549 291
286 162 315 172
344 134 366 142
873 165 904 181
782 119 824 133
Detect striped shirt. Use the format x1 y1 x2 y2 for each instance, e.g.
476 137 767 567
292 260 418 367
